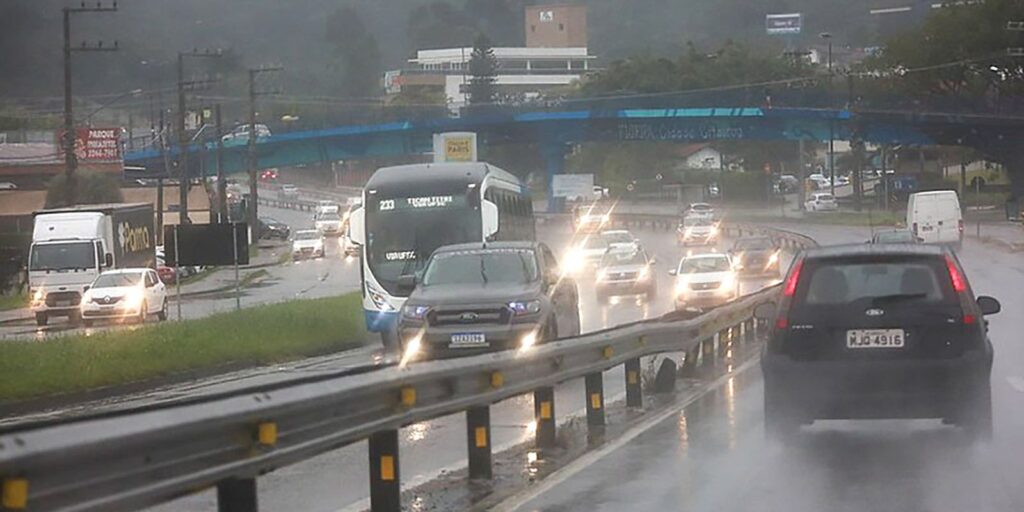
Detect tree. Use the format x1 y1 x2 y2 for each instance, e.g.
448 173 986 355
45 171 123 208
326 5 382 98
467 33 499 106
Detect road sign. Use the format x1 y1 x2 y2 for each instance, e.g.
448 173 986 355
552 174 594 199
432 132 477 163
766 13 802 35
57 127 122 163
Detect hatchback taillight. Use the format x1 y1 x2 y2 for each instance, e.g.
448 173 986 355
772 258 804 334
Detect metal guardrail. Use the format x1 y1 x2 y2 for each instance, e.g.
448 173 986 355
0 220 815 512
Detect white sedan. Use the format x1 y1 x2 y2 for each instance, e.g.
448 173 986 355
669 253 739 311
80 268 168 326
805 192 839 212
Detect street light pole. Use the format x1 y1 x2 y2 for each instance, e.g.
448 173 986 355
821 32 836 197
246 65 283 244
175 49 222 225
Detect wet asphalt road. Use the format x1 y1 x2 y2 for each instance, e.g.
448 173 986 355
510 227 1024 512
146 222 784 512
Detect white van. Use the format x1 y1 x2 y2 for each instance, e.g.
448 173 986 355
907 191 963 246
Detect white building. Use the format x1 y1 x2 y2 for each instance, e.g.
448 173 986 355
386 46 597 109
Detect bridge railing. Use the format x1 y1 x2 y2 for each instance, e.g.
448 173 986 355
0 219 815 512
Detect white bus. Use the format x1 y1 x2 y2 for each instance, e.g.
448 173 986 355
348 162 534 346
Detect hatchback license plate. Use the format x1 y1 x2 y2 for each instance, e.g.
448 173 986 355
450 333 487 348
847 329 905 349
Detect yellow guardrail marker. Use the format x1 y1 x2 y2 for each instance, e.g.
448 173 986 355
627 370 638 385
490 371 504 389
2 478 28 510
400 386 416 407
257 421 277 446
474 426 488 448
602 346 614 359
380 455 395 481
540 401 552 419
590 393 602 410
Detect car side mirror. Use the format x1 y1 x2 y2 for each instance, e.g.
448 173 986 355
649 258 657 266
977 296 1000 315
668 268 677 276
83 285 90 292
754 302 776 320
104 253 113 267
397 274 417 292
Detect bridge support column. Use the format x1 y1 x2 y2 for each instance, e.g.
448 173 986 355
625 358 643 408
541 143 569 213
368 429 401 512
217 477 257 512
533 387 557 450
466 406 492 480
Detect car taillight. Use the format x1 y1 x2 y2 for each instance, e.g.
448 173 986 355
783 259 804 297
772 258 804 334
945 255 966 293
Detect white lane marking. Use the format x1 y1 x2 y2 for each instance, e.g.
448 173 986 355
1007 376 1024 393
333 390 627 512
493 358 759 512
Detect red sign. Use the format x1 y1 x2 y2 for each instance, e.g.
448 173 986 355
58 128 122 163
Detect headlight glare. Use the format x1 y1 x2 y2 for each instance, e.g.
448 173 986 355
508 299 542 316
402 304 429 319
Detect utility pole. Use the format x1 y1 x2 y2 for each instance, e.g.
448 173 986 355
820 32 836 197
247 65 283 243
215 104 228 223
176 49 222 225
62 2 118 206
156 107 168 243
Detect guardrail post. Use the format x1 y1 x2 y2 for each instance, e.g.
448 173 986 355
585 373 605 427
625 358 643 408
466 406 492 480
368 430 401 512
682 345 700 376
701 337 716 368
216 478 257 512
534 387 556 450
719 328 731 362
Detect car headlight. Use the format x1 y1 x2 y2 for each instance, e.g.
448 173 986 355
719 273 737 293
31 288 45 304
402 304 429 319
508 299 542 316
675 276 690 295
709 226 719 237
638 266 650 281
123 288 145 310
596 268 609 281
766 251 780 266
563 250 584 274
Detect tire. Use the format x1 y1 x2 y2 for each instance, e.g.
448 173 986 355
83 319 94 328
764 381 800 443
157 300 168 321
960 380 993 442
138 301 147 324
35 312 48 327
68 310 81 327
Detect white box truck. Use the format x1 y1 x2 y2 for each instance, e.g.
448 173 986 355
28 203 155 326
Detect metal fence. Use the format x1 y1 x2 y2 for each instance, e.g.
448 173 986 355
0 219 815 512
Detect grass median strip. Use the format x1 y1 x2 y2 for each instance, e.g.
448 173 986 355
0 292 367 403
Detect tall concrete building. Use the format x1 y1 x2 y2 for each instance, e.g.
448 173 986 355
525 4 588 48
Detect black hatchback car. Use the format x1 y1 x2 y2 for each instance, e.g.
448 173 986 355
759 244 1000 441
397 242 580 359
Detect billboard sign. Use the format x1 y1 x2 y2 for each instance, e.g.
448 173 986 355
58 127 122 163
766 13 802 35
432 132 477 163
551 173 594 199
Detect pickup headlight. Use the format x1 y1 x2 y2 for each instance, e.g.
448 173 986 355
31 288 45 304
718 273 737 293
596 268 609 281
508 299 542 316
402 304 429 319
638 266 650 281
674 276 690 295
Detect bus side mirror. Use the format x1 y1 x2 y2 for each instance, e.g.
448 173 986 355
482 199 499 238
348 206 365 245
397 274 417 292
104 253 114 267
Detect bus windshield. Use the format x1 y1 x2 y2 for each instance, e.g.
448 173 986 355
366 194 481 295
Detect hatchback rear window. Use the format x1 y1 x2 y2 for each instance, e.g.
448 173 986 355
799 258 953 306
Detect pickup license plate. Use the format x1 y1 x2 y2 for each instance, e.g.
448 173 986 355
450 333 487 348
55 300 72 307
847 329 905 349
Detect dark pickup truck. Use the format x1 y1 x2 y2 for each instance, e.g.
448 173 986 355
396 241 580 360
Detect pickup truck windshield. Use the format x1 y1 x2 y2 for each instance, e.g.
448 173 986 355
423 249 538 286
29 242 95 271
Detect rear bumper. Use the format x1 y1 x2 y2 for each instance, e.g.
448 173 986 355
761 346 992 419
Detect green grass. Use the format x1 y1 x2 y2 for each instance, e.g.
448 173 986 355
0 293 27 311
0 292 367 402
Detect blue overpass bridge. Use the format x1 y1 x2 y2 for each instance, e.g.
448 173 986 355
124 105 1024 196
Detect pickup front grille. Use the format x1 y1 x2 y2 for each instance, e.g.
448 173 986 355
691 282 720 291
45 291 82 306
429 308 509 326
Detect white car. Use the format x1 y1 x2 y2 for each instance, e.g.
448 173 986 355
279 184 299 199
601 229 640 250
222 124 271 145
292 230 325 260
805 192 838 212
563 235 609 274
314 210 344 236
0 182 17 190
907 190 963 246
80 268 168 326
669 253 739 311
683 202 715 220
677 216 719 246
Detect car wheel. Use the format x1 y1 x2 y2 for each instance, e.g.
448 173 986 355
68 310 81 327
83 319 93 328
960 380 993 442
157 300 168 321
35 312 48 326
138 302 147 324
764 381 800 442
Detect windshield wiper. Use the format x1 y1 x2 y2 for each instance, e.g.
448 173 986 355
871 293 927 305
